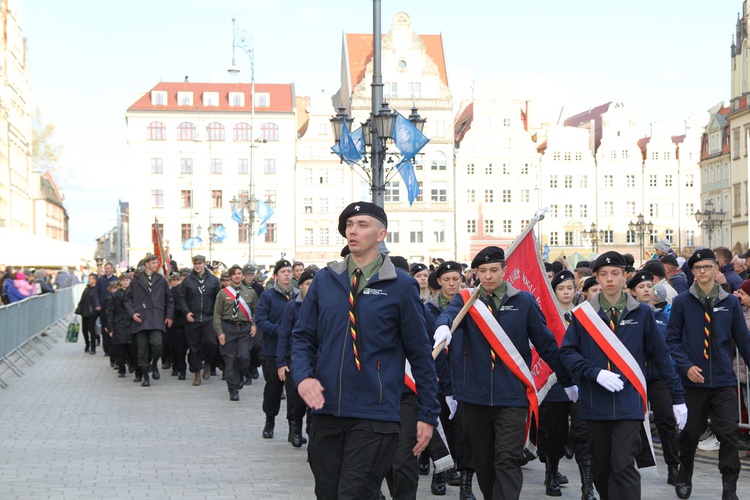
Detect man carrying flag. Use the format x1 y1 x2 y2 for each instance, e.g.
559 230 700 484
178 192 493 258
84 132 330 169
559 251 687 500
434 246 577 500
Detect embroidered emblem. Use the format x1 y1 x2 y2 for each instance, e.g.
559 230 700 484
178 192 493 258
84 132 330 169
354 205 360 211
485 255 490 261
605 257 611 263
696 253 701 258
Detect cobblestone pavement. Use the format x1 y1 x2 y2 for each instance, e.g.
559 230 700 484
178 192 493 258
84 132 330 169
0 334 747 499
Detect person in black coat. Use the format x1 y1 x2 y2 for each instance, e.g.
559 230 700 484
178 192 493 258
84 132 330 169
75 274 99 354
124 254 174 387
106 274 133 377
167 273 189 380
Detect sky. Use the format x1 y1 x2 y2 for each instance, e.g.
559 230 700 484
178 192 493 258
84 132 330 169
22 0 743 247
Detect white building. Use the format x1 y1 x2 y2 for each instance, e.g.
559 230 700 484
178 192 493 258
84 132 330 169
125 81 297 269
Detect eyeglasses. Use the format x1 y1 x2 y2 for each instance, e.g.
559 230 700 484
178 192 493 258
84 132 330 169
693 264 715 273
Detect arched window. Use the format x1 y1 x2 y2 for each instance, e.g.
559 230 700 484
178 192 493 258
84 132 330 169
148 121 166 140
430 151 447 170
207 122 225 141
234 122 251 141
177 122 196 141
260 122 279 142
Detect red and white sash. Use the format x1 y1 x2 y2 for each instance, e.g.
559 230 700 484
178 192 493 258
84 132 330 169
460 288 539 440
572 301 657 471
222 287 253 323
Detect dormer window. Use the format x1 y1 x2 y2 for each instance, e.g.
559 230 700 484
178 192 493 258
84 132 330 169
151 91 167 105
177 91 193 106
203 92 219 107
229 92 244 107
255 92 270 107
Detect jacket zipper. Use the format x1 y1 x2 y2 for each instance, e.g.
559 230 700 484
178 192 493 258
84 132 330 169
462 348 467 392
198 276 204 322
338 310 349 417
377 358 382 403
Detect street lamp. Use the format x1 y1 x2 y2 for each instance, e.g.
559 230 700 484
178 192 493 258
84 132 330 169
628 213 654 265
581 222 604 253
694 199 726 248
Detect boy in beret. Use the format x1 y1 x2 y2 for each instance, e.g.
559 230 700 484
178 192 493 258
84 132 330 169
410 262 431 302
667 249 750 500
292 201 440 499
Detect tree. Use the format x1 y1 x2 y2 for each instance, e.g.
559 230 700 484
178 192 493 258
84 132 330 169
32 107 64 173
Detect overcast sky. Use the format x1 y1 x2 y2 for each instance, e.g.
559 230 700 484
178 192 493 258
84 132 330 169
22 0 742 246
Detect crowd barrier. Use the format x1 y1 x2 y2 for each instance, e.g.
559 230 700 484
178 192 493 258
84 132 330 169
0 283 84 388
737 351 750 431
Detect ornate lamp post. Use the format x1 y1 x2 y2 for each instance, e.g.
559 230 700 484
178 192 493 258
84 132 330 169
694 199 726 248
581 222 604 253
628 213 653 265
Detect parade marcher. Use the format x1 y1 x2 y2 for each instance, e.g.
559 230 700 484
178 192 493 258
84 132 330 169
219 270 230 289
106 273 132 377
715 246 743 293
167 272 189 379
410 262 431 302
579 276 601 302
666 249 750 500
435 246 577 500
124 253 174 387
660 254 689 295
103 282 119 367
277 268 315 447
626 271 681 485
75 274 99 354
539 270 595 499
560 251 687 500
214 264 258 401
94 262 118 353
177 254 220 386
256 259 299 438
292 201 440 499
243 265 263 382
292 261 304 288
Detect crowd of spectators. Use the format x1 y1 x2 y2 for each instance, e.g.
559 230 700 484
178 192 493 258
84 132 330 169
0 264 82 305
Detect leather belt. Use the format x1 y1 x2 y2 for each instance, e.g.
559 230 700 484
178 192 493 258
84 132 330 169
223 320 250 326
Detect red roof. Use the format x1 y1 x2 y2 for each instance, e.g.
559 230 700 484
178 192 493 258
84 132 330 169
453 102 473 146
344 33 448 93
128 82 295 113
564 102 612 152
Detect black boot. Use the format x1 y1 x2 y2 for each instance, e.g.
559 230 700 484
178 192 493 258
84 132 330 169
290 422 304 448
459 471 476 500
431 470 447 495
556 471 569 485
152 361 160 380
446 467 460 487
142 372 150 387
675 461 693 499
418 453 430 475
667 463 679 485
578 459 596 500
721 473 739 500
545 458 562 497
262 416 274 439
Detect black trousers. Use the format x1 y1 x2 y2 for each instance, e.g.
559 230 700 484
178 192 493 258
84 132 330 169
647 378 679 466
185 321 217 373
538 400 591 462
439 397 474 471
463 403 527 500
113 343 130 374
99 309 112 355
587 419 642 500
81 316 97 348
679 386 740 475
261 356 284 418
309 414 399 500
219 322 252 392
284 362 307 426
169 328 188 373
134 329 162 370
385 393 419 500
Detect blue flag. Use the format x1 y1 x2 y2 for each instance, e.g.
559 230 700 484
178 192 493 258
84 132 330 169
391 112 429 161
232 206 244 226
335 120 362 165
182 236 203 250
257 220 268 237
396 158 420 205
350 126 365 155
212 225 227 242
256 200 274 222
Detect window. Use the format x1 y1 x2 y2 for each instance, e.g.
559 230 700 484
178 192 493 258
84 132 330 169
180 224 192 243
521 163 529 174
485 164 493 175
260 122 279 142
604 175 613 188
665 229 674 244
564 175 572 188
319 197 329 213
626 230 635 244
177 122 196 141
331 169 344 184
180 158 193 174
484 189 494 203
304 228 313 245
432 182 448 202
255 92 270 107
565 231 573 246
410 221 423 243
263 159 276 174
564 152 571 161
520 219 530 231
319 227 330 245
549 205 558 217
649 203 658 217
735 183 742 216
502 190 511 203
503 118 511 127
467 220 477 234
385 181 401 202
386 221 399 243
264 223 277 243
431 152 447 171
414 155 423 170
665 174 673 187
622 150 630 159
467 163 475 175
467 190 476 203
580 175 588 189
304 197 313 213
484 219 494 234
610 150 617 159
408 82 421 98
686 230 695 246
234 123 251 141
203 92 219 107
553 152 561 161
211 159 222 174
564 204 572 218
384 82 398 99
151 91 167 105
575 152 582 162
503 220 512 233
626 175 635 188
263 190 277 208
180 190 192 208
416 182 423 202
212 190 223 209
604 201 613 216
520 190 529 203
303 168 313 183
550 232 558 245
433 220 445 243
237 158 248 174
148 121 166 140
651 152 658 161
151 158 163 174
177 91 193 106
685 174 694 188
580 204 588 218
503 163 510 175
649 175 657 187
649 230 658 244
603 230 614 244
229 92 244 107
151 224 164 244
685 203 694 217
238 226 248 243
550 175 558 188
207 122 225 141
151 190 163 208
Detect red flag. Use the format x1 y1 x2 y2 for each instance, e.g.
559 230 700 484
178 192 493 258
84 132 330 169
152 218 169 275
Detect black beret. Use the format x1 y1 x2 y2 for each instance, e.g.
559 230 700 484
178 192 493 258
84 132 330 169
436 261 462 279
591 251 626 272
659 254 679 267
551 261 564 274
471 246 505 269
298 269 316 286
551 270 575 290
410 262 429 276
688 248 717 268
273 259 292 275
428 272 439 290
641 261 666 278
338 201 388 237
581 276 599 292
575 261 591 270
389 256 409 272
544 262 554 273
627 271 653 290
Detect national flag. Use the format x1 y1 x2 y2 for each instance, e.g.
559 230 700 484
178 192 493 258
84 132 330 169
396 158 420 205
256 199 274 222
232 206 244 226
391 111 429 161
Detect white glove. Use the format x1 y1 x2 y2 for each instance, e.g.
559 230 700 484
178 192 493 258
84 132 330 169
433 325 452 349
673 403 688 430
564 385 579 403
596 370 624 392
445 395 458 420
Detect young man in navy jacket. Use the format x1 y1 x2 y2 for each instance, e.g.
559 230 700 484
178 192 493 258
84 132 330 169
666 248 750 500
292 202 440 500
560 251 686 500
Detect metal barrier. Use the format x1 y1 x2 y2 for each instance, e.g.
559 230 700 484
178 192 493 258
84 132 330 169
0 284 84 388
737 349 750 431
